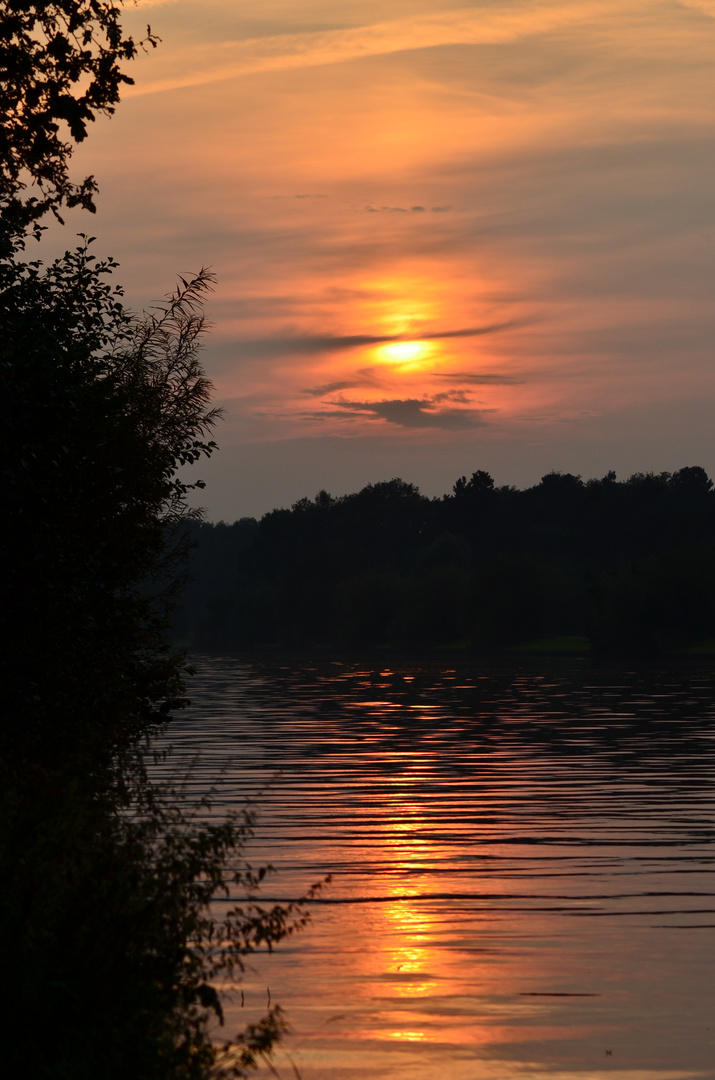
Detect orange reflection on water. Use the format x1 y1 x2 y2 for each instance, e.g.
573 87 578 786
386 1029 427 1042
381 898 438 1001
366 775 449 1042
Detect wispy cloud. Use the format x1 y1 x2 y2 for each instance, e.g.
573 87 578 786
269 194 330 200
680 0 715 17
229 322 518 360
301 380 367 397
364 205 452 214
126 2 637 96
422 323 521 341
437 372 525 385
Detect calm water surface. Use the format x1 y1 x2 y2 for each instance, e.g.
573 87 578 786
157 656 715 1080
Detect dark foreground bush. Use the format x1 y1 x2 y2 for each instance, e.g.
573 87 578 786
1 750 314 1079
1 5 309 1072
0 241 307 1075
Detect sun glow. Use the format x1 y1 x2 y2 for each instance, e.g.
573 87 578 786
378 340 433 366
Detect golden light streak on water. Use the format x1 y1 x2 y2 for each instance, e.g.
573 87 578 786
152 659 715 1079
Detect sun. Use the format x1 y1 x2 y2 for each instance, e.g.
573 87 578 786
379 340 432 366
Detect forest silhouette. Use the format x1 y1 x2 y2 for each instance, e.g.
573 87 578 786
176 467 715 656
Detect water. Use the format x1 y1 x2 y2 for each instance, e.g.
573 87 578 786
156 656 715 1080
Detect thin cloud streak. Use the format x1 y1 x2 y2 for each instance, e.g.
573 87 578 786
301 380 367 397
125 1 643 96
437 372 525 385
228 322 519 359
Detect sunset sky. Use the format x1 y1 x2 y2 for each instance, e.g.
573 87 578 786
54 0 715 519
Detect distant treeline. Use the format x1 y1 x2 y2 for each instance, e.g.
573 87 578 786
175 467 715 656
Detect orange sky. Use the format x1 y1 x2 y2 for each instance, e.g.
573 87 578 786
51 0 715 518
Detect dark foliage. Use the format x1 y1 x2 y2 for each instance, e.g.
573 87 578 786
178 468 715 656
0 238 218 761
1 756 314 1079
0 243 309 1075
0 0 157 236
2 1 311 1071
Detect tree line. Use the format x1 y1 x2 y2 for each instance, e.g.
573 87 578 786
176 467 715 656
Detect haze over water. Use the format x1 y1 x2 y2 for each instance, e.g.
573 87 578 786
60 0 715 518
157 658 715 1080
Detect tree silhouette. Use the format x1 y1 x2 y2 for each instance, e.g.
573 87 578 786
1 0 157 237
1 239 218 757
2 5 311 1074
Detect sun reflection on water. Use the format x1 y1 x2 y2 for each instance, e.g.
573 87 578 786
176 659 715 1077
370 781 448 1040
387 1029 427 1042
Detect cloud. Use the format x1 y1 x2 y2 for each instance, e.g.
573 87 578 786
229 321 519 360
269 194 329 200
422 322 521 341
680 0 715 17
365 205 408 214
432 389 474 404
437 371 525 385
126 2 642 97
364 204 450 214
301 380 366 397
229 333 395 359
323 397 488 430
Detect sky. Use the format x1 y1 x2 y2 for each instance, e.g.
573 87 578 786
51 0 715 520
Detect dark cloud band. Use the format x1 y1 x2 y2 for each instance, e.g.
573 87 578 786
230 320 518 359
437 371 524 384
321 397 487 430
